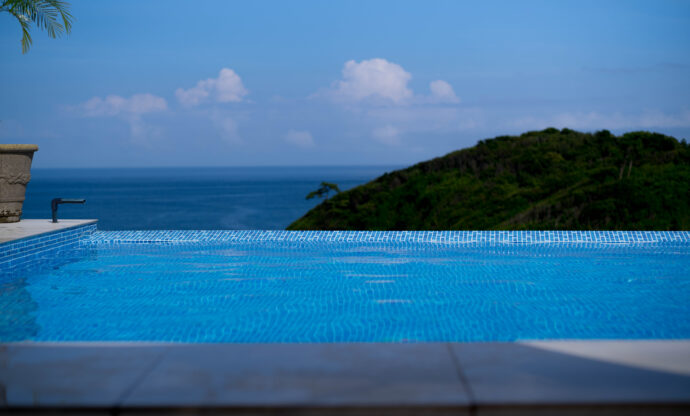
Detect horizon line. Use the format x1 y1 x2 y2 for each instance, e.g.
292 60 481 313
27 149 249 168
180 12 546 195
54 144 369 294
31 164 406 170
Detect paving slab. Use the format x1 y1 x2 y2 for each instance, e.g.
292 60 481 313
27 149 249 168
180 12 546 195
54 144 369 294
474 404 690 416
2 341 689 413
122 343 471 409
119 408 467 415
0 219 97 244
450 341 690 406
0 410 110 415
0 344 168 407
525 340 690 376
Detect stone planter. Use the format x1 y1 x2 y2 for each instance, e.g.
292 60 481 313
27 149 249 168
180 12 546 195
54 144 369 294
0 144 38 223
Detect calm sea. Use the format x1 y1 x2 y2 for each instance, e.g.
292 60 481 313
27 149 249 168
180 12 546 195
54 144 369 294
21 166 398 230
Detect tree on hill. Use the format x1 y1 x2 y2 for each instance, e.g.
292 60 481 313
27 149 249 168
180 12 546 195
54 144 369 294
306 182 341 201
289 128 690 231
1 0 73 53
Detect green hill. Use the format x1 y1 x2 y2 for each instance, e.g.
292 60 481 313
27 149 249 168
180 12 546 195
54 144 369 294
288 128 690 230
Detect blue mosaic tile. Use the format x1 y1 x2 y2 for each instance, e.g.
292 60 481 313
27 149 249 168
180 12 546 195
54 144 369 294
84 229 690 245
2 226 689 342
0 223 97 272
1 237 688 342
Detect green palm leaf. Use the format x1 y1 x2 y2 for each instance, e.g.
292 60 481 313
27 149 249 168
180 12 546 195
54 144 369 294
1 0 73 53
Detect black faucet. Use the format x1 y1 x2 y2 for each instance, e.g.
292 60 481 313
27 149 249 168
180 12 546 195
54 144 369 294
51 198 86 223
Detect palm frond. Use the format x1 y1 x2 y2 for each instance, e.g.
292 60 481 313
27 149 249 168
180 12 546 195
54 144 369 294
17 12 32 53
2 0 73 53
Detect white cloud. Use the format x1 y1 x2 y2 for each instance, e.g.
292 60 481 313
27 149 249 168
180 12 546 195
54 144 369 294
372 125 401 145
319 59 461 107
76 93 167 144
81 93 167 117
215 69 248 102
176 68 248 107
284 129 314 147
429 80 460 103
175 84 209 107
313 59 465 146
331 58 413 104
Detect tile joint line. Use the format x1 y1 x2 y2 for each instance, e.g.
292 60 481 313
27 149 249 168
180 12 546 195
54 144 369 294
445 343 477 412
115 346 171 406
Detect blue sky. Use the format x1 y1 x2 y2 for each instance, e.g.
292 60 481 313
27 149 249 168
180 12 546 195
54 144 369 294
1 0 689 168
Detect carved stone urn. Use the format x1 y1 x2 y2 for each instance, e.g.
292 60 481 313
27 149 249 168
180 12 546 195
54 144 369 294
0 144 38 223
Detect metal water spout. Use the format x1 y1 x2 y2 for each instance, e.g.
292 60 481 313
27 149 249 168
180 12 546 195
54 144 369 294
51 198 86 223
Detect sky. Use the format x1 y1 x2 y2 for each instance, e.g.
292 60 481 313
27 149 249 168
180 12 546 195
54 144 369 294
1 0 689 168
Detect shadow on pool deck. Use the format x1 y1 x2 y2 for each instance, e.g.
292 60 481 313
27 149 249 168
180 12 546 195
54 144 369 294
1 340 689 414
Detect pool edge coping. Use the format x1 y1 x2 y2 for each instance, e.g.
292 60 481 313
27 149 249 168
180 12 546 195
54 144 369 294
0 219 98 246
2 340 689 411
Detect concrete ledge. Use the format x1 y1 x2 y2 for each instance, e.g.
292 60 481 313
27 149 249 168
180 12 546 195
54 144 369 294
0 219 97 245
1 341 688 414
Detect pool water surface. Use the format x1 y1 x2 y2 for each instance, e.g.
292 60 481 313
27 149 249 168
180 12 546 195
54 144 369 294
2 232 689 342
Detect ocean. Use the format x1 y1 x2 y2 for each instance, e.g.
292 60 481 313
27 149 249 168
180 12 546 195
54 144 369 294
21 166 398 230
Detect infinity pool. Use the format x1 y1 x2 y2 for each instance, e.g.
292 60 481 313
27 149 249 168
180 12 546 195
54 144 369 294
1 231 689 342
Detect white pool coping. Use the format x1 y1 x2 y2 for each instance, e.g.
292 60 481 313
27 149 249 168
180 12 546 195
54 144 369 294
0 219 97 244
1 340 689 413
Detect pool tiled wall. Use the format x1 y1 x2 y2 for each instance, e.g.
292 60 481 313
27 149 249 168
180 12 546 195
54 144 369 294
85 230 690 245
3 227 689 273
0 223 97 271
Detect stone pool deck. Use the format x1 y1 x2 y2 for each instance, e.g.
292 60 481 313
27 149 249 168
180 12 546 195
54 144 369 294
1 341 689 414
0 219 97 244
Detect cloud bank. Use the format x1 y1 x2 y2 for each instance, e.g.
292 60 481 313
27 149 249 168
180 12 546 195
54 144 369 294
76 93 168 143
81 94 168 117
176 68 248 107
67 62 690 160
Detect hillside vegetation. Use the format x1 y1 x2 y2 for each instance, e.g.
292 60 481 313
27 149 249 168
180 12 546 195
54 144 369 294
288 128 690 230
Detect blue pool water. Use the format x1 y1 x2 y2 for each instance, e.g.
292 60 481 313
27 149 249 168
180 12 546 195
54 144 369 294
2 231 689 342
